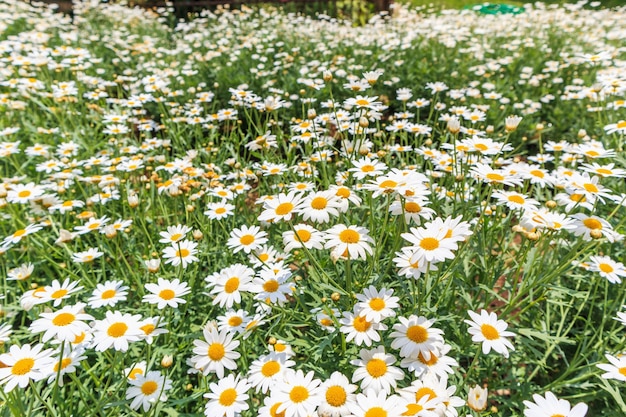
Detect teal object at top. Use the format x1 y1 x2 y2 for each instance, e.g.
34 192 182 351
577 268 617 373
466 3 524 14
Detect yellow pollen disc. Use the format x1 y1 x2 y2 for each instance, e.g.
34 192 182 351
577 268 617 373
51 289 68 299
224 277 240 293
619 367 626 377
336 188 350 198
366 358 387 377
274 343 286 352
481 324 500 340
369 298 385 311
570 193 586 202
417 351 438 366
208 343 225 360
12 358 35 375
289 386 309 403
583 218 602 230
379 180 397 189
52 312 75 326
263 280 279 293
170 233 183 241
353 315 371 332
325 385 347 407
364 407 387 417
141 324 155 335
261 360 280 377
403 403 424 416
228 316 243 327
585 150 600 157
176 248 190 258
239 234 255 245
13 229 26 237
258 253 269 262
275 202 294 216
311 197 328 210
219 388 238 406
270 403 285 417
599 263 614 273
355 99 370 106
73 332 86 344
159 289 175 300
129 368 144 379
474 143 488 151
529 169 545 178
596 168 612 176
88 222 100 230
295 229 311 242
320 318 333 326
215 207 226 214
101 289 116 299
419 237 439 251
508 195 525 205
361 165 375 173
406 325 428 343
405 202 422 213
486 173 504 182
616 121 626 129
339 229 360 244
54 358 73 372
141 380 159 395
415 387 437 402
583 183 599 193
108 322 128 337
18 190 31 198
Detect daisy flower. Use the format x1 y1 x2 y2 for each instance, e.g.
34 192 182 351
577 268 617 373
492 190 539 211
282 224 325 252
205 201 236 220
339 308 387 347
329 184 361 212
348 390 406 417
393 247 439 279
251 269 294 305
143 278 190 309
471 163 523 187
397 373 459 417
218 309 251 334
6 182 44 204
72 247 104 263
299 190 342 224
389 197 436 225
400 343 458 379
73 215 110 235
190 328 240 378
125 362 147 381
162 239 199 268
258 191 303 223
206 263 254 309
355 286 399 322
92 311 144 352
44 346 87 387
274 370 322 417
248 352 295 394
29 302 94 343
139 317 169 345
523 391 588 417
604 120 626 135
317 371 357 417
324 224 374 261
464 310 515 358
570 213 617 242
401 224 458 265
597 354 626 382
2 223 45 247
390 315 445 360
0 344 54 392
126 370 172 412
38 279 84 307
204 374 251 417
88 280 129 308
158 224 191 244
227 225 268 254
349 157 388 180
588 255 626 284
7 263 34 281
351 346 404 394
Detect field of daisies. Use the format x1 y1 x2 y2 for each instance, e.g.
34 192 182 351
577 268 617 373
1 0 625 415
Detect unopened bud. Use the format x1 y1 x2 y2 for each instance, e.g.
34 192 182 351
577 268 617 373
323 70 332 82
331 292 341 301
307 109 317 119
145 258 161 273
161 354 173 368
193 230 203 240
546 200 557 208
359 117 369 128
590 229 603 239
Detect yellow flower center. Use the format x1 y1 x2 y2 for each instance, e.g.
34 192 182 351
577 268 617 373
361 165 375 173
474 143 488 151
417 351 438 366
170 233 183 241
53 358 73 372
275 202 294 216
403 404 424 416
339 229 360 244
52 312 75 326
379 180 397 189
129 368 144 380
311 197 328 210
13 229 26 237
336 188 350 198
270 403 286 417
599 263 614 273
107 322 128 338
583 183 599 193
159 289 175 300
596 168 612 176
239 235 255 245
419 237 439 251
529 169 544 178
289 386 309 403
176 248 190 257
366 358 387 377
12 358 35 375
295 229 311 242
208 343 225 360
261 360 280 377
263 280 279 293
369 298 385 311
619 367 626 377
219 388 238 406
405 202 421 213
406 325 428 343
224 277 240 293
415 387 437 402
228 316 243 327
355 99 370 106
583 218 602 230
101 289 116 299
18 190 31 198
616 121 626 129
486 173 504 182
51 289 68 299
141 324 155 335
325 385 347 407
141 380 159 395
481 324 500 340
508 195 525 205
352 315 371 332
215 207 227 214
364 407 387 417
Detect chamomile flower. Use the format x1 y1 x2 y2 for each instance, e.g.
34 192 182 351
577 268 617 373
2 223 45 247
258 191 303 223
248 352 295 393
324 225 374 261
401 224 458 264
597 354 626 382
348 390 406 417
317 372 357 417
349 157 388 180
44 346 87 387
274 370 322 417
92 311 144 352
299 190 342 224
390 315 445 359
29 302 94 343
0 344 53 392
206 263 254 308
205 201 236 220
465 310 515 358
143 278 190 309
251 269 294 305
126 370 172 412
588 255 626 284
355 286 399 322
282 224 325 252
88 280 129 308
204 374 251 417
523 392 587 417
39 279 84 307
72 247 104 263
159 224 192 244
162 239 199 268
400 343 458 378
227 225 268 254
190 328 240 378
351 346 404 394
339 308 387 347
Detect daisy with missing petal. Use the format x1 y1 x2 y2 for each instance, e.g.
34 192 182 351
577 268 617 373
162 239 199 268
143 278 190 309
588 255 626 284
324 225 374 261
390 315 445 360
523 391 588 417
190 328 240 378
204 373 251 417
597 354 626 382
158 224 191 244
126 370 172 412
0 344 53 392
274 370 322 417
348 390 407 417
355 286 399 322
351 346 404 394
92 311 144 352
258 191 304 223
340 308 387 347
465 310 515 358
88 280 129 308
29 302 94 343
317 371 358 417
227 225 268 254
248 352 295 394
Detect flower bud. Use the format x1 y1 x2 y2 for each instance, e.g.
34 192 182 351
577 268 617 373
127 193 139 208
161 354 173 368
145 258 161 273
467 385 488 412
